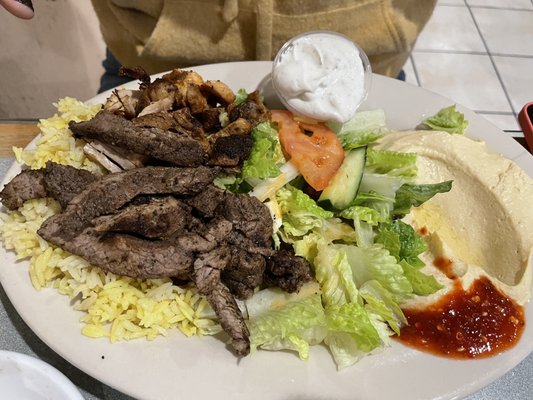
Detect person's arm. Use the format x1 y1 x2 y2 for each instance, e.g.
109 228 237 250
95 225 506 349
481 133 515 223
0 0 34 19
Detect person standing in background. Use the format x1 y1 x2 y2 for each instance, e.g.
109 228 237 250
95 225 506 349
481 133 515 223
1 0 436 92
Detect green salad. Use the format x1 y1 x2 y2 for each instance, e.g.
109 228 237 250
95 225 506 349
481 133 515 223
216 100 468 369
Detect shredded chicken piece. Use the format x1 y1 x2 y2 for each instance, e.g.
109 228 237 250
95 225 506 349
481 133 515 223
202 80 236 106
138 97 174 117
83 143 122 173
104 89 140 119
89 140 139 170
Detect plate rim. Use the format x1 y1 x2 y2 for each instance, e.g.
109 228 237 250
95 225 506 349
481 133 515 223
0 60 531 400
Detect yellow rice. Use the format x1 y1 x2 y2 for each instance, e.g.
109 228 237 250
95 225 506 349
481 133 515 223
1 98 221 341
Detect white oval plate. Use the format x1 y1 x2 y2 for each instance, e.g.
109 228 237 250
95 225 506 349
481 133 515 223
0 350 83 400
0 61 532 400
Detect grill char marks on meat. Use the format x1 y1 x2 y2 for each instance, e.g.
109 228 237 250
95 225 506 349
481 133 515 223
2 161 311 357
92 196 192 239
185 184 225 217
264 248 314 293
218 192 273 246
228 90 270 126
193 246 250 356
118 66 151 86
94 67 265 171
70 111 206 167
62 229 193 279
0 169 46 210
207 118 254 167
223 247 266 299
3 67 314 358
37 166 218 244
0 161 98 210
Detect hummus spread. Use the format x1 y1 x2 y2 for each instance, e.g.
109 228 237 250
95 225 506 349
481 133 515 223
376 130 533 305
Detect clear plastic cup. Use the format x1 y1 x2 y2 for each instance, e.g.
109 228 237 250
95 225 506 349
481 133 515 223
271 31 372 123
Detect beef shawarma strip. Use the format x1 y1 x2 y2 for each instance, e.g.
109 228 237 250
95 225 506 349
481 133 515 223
264 248 314 293
193 245 250 356
208 133 253 167
37 166 218 244
60 228 193 279
185 184 226 218
222 246 266 299
176 216 233 253
218 192 274 246
69 110 206 167
0 161 98 210
0 169 46 210
92 196 192 239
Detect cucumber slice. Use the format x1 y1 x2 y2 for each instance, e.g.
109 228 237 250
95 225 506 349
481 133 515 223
318 146 367 210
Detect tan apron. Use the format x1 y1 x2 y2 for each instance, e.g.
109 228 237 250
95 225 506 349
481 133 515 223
91 0 436 77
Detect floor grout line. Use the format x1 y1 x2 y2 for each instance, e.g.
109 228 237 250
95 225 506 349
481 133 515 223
474 110 516 115
413 49 533 59
468 6 533 11
465 3 519 116
443 2 533 11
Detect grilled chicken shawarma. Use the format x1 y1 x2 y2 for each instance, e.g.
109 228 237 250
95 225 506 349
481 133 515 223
78 67 270 172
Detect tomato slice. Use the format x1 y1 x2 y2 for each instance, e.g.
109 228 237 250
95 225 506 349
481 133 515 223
271 110 345 191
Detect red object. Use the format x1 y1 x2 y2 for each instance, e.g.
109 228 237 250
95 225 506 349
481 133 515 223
271 110 345 191
518 102 533 152
398 277 525 359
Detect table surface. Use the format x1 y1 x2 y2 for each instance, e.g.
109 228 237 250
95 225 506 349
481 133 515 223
0 123 531 400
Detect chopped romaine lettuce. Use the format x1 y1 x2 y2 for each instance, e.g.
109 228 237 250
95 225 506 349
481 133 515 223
360 280 407 335
327 109 387 149
234 88 249 105
399 260 443 296
340 205 386 226
375 221 442 295
420 104 468 134
248 293 328 360
242 121 283 182
376 220 427 267
393 181 453 216
246 105 466 368
313 239 359 307
276 185 333 237
339 244 413 301
250 161 300 201
365 148 417 179
324 301 382 369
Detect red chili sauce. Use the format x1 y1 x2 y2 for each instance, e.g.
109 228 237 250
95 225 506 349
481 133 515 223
433 256 456 279
397 277 525 358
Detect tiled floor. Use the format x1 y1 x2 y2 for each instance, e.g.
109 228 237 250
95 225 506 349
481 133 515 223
404 0 533 139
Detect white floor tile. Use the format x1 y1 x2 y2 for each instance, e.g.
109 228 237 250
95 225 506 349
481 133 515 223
413 52 512 112
477 112 521 132
415 5 485 52
467 0 533 9
403 57 419 86
438 0 465 5
471 8 533 55
493 56 533 113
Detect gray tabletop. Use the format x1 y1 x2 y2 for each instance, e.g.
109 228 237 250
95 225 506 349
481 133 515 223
0 157 531 400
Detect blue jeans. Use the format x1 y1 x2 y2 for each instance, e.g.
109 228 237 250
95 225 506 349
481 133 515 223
98 49 134 93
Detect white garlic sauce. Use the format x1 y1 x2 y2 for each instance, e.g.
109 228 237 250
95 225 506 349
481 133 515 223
272 32 367 124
